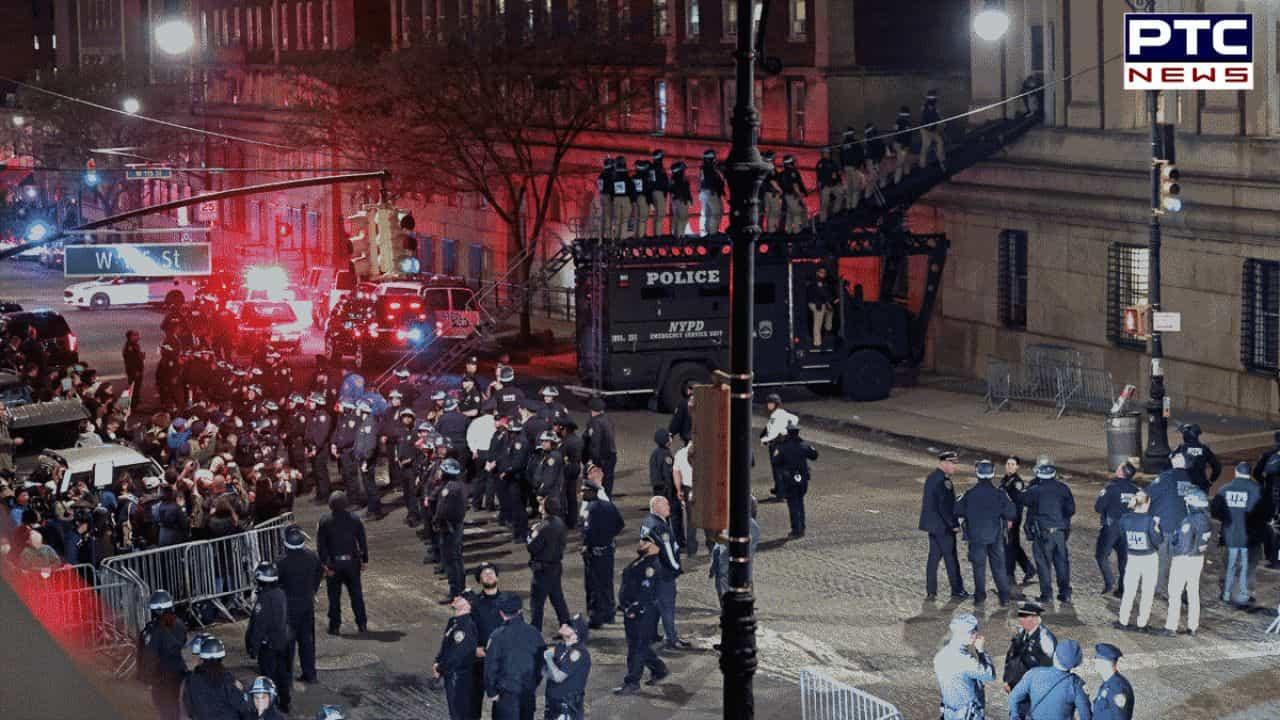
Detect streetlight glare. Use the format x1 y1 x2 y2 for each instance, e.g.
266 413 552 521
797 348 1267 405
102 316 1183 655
154 19 196 55
25 221 51 243
122 97 141 114
973 7 1010 42
11 115 25 127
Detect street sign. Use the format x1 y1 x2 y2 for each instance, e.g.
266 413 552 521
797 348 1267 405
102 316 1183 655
1153 311 1182 332
199 200 219 221
64 243 212 277
125 167 173 180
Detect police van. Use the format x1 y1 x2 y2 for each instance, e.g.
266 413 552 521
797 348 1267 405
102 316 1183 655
568 225 946 410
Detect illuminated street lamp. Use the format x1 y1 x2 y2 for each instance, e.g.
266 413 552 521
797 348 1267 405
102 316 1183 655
11 115 25 127
973 0 1010 42
122 97 141 114
154 19 196 56
25 221 52 243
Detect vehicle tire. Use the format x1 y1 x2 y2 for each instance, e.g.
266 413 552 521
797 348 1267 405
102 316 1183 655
90 293 110 310
840 349 893 402
164 291 184 309
660 363 710 413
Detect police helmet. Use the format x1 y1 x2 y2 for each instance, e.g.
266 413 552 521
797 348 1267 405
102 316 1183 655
356 401 372 414
703 149 717 161
397 407 416 419
394 368 411 379
148 589 175 612
926 89 939 102
765 393 782 406
842 126 857 139
284 524 307 550
540 386 560 398
652 149 664 161
388 389 404 399
264 401 279 412
864 122 877 133
416 420 434 433
433 435 452 449
316 706 346 720
497 365 516 383
1181 423 1202 441
509 416 525 432
441 458 463 476
782 155 796 167
1034 464 1057 480
974 460 996 480
431 390 447 402
255 561 279 584
671 160 687 173
762 150 775 161
189 633 214 656
249 676 277 700
603 156 614 169
198 636 227 660
636 159 650 170
289 393 304 404
538 430 559 445
615 157 627 170
443 398 460 412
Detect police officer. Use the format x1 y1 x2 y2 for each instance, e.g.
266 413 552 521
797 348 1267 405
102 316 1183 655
1150 452 1192 593
435 594 479 720
669 161 693 236
248 676 286 720
756 150 782 233
1002 456 1037 585
459 375 484 418
891 105 915 183
1174 423 1221 492
527 495 571 633
1095 462 1139 597
632 159 652 236
649 149 670 236
315 705 348 720
137 589 188 720
815 149 842 221
536 386 567 424
1003 601 1056 700
838 127 864 211
386 409 419 525
933 613 995 720
469 563 505 719
484 593 544 720
581 464 624 628
392 367 418 407
1023 464 1075 604
543 616 590 720
641 495 687 650
317 491 369 635
180 636 250 720
1253 431 1280 567
501 416 532 542
760 394 798 501
1008 639 1090 720
778 155 808 234
649 427 678 528
354 402 384 520
919 450 968 601
1213 461 1259 607
614 537 669 695
862 122 886 198
956 459 1016 606
583 398 618 496
284 394 310 492
920 89 946 170
436 458 469 603
555 418 583 529
1115 490 1161 632
597 156 615 237
492 366 527 417
1162 490 1211 636
276 524 322 684
1090 643 1134 720
698 149 725 236
331 401 360 507
777 419 818 539
246 561 292 713
610 156 633 240
531 431 565 510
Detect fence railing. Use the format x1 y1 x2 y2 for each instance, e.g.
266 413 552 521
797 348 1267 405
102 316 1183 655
799 668 903 720
985 357 1115 419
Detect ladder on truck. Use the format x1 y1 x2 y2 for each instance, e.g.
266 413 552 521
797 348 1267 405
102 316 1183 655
373 241 576 389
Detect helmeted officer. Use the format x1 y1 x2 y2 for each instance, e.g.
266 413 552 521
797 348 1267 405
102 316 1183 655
632 159 652 236
597 156 615 237
353 402 384 520
246 561 292 713
838 127 864 210
1095 462 1139 597
531 431 565 509
492 365 527 417
536 386 568 424
304 393 332 503
583 398 617 496
698 149 725 236
955 459 1017 606
1002 457 1037 585
933 613 996 720
527 495 570 633
276 524 322 684
500 415 532 542
1008 639 1090 720
435 594 479 720
248 676 285 720
331 401 361 507
543 615 591 720
581 464 624 628
614 537 668 695
317 491 369 635
392 408 422 526
669 161 693 236
777 155 808 234
1090 643 1134 720
920 450 968 600
1173 423 1221 492
180 636 250 720
777 419 818 539
891 105 915 183
815 149 842 221
484 593 544 720
649 149 670 236
555 418 583 529
1003 601 1056 704
610 155 633 240
436 457 469 603
137 589 188 720
1023 464 1076 604
392 367 418 407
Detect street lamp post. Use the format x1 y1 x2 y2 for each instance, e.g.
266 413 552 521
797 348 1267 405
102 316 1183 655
720 0 770 716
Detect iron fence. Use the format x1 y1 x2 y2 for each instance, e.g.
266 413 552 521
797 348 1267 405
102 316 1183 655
799 668 903 720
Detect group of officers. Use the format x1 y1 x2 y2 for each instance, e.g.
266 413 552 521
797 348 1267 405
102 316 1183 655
593 89 949 240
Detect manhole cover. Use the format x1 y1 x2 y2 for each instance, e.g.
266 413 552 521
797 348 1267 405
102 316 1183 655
315 652 380 671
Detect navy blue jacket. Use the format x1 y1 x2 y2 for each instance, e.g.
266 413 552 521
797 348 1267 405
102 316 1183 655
469 589 504 647
1024 478 1075 531
1119 512 1161 556
484 615 544 695
777 434 819 495
1091 671 1135 720
919 468 959 534
619 554 661 615
1095 478 1139 527
435 614 479 675
1148 468 1191 529
1213 476 1260 548
955 479 1016 545
544 641 591 701
582 498 625 547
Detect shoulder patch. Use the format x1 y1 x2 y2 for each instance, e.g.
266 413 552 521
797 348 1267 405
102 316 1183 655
1098 489 1107 497
943 479 953 491
665 456 673 465
515 442 523 450
1115 694 1127 708
453 630 466 643
645 566 655 578
441 488 449 497
347 420 356 428
547 457 555 466
569 649 581 662
1013 480 1023 491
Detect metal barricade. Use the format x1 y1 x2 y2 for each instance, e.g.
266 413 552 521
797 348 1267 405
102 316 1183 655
252 511 296 531
183 522 289 625
101 542 192 608
985 356 1116 419
800 668 903 720
1055 365 1116 415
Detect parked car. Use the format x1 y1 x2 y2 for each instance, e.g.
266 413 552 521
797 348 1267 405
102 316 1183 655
236 301 305 355
63 276 206 310
0 309 79 367
39 444 165 493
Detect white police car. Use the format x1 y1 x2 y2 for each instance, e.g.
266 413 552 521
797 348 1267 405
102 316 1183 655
63 276 205 310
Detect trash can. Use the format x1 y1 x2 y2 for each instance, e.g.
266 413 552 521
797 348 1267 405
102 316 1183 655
1105 412 1143 472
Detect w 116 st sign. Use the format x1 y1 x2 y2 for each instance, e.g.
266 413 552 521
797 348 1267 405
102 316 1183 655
65 243 211 277
1124 13 1253 90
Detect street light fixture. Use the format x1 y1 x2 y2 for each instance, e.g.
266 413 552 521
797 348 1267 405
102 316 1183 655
973 0 1010 42
11 115 25 128
122 97 141 114
154 19 196 56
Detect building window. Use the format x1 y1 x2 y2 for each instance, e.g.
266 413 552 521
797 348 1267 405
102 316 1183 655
998 230 1028 329
686 78 701 135
787 79 806 143
686 0 699 38
724 0 761 38
1106 243 1150 350
257 8 266 48
442 239 458 276
1242 259 1280 373
653 79 668 134
788 0 805 39
233 7 241 45
322 2 331 48
654 0 669 37
620 78 633 129
297 3 306 49
281 4 290 49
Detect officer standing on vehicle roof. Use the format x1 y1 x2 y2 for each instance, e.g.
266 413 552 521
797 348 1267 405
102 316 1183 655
919 451 968 601
955 459 1016 606
597 156 615 238
435 594 478 720
891 106 915 183
699 149 725 236
920 89 946 170
778 155 808 235
757 150 783 233
632 159 652 237
815 149 843 221
611 156 633 240
276 524 323 685
649 149 670 236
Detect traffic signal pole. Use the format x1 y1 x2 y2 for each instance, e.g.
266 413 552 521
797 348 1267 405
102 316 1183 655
1141 85 1171 472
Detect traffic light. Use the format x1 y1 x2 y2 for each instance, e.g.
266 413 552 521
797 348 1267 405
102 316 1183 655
368 204 415 277
1158 161 1181 213
85 158 99 188
1124 305 1150 339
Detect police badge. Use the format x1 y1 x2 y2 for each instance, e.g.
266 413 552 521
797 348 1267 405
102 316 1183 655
645 567 655 578
569 649 581 662
453 631 465 643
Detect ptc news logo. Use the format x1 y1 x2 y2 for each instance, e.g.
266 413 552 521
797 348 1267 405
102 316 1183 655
1124 13 1253 90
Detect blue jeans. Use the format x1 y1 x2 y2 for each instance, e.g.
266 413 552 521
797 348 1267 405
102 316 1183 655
1224 546 1249 604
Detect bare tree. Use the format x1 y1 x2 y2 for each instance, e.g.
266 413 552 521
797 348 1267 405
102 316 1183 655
298 19 649 339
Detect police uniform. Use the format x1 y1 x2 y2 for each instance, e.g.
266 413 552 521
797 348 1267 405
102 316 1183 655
436 612 479 720
919 452 966 599
1164 492 1211 634
276 526 323 683
583 401 617 495
920 90 945 169
891 106 915 183
558 424 583 529
469 576 505 720
632 160 652 236
436 461 469 600
1173 424 1221 492
1091 643 1134 720
777 426 818 537
815 153 842 221
1148 460 1191 591
354 411 382 517
246 569 293 713
499 424 531 541
640 512 683 648
1094 468 1138 595
649 150 670 236
777 156 808 235
394 418 423 525
596 157 615 238
698 150 725 237
1003 602 1056 704
1001 469 1035 583
317 495 369 634
543 619 590 720
581 486 625 626
1024 466 1076 603
1007 640 1090 720
669 162 693 236
933 614 995 720
531 448 565 508
331 409 360 504
1117 506 1161 630
955 461 1017 605
610 157 633 240
527 511 570 633
838 128 864 210
137 613 188 720
617 553 668 691
1213 465 1259 606
484 595 544 720
181 658 249 720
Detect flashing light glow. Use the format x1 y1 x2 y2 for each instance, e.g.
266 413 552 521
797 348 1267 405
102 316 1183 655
25 221 52 243
154 19 196 55
721 245 731 255
389 301 401 309
758 243 770 254
121 97 141 114
696 246 707 256
84 171 99 187
11 115 24 127
973 5 1010 42
23 186 37 200
399 257 420 274
244 265 290 296
657 247 668 257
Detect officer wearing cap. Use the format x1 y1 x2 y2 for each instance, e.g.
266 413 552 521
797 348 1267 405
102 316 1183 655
919 451 968 600
1095 462 1139 597
920 89 946 170
435 457 469 602
611 155 634 240
669 160 693 236
459 374 484 418
1090 643 1133 719
699 148 726 236
247 561 293 713
1213 461 1259 607
353 402 384 520
1008 639 1090 719
1162 489 1210 636
554 417 583 528
615 536 669 695
1003 600 1056 702
777 418 818 539
498 414 532 542
435 594 479 720
317 491 369 635
138 589 188 720
302 394 332 504
1149 452 1191 592
956 460 1016 605
649 149 670 236
581 464 625 628
484 593 544 719
583 397 618 496
276 524 323 684
933 613 995 720
468 562 504 717
391 408 422 526
393 367 418 407
528 495 571 633
543 615 591 720
181 636 250 720
1023 463 1076 604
